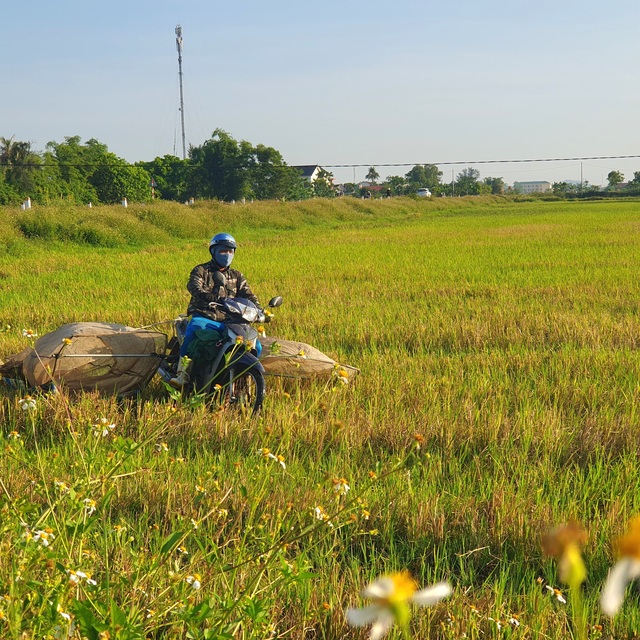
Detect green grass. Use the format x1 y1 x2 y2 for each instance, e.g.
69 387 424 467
1 196 640 638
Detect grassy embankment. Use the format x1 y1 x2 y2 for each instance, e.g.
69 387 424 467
1 196 640 638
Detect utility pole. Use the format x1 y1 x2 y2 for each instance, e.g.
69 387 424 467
175 25 187 160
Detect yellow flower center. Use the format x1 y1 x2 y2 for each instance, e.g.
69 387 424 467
377 571 418 606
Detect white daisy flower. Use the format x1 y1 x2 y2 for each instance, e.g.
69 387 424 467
346 571 452 640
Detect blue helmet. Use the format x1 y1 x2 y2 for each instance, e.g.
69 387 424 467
209 233 237 268
209 233 237 251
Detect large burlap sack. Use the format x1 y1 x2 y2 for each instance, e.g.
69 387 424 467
16 322 166 394
259 336 358 380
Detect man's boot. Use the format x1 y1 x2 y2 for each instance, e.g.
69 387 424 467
169 356 192 389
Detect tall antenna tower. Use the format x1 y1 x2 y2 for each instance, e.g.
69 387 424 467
175 25 187 160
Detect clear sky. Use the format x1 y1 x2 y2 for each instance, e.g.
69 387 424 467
4 0 640 187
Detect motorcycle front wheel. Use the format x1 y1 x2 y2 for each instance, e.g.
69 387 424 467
227 367 265 415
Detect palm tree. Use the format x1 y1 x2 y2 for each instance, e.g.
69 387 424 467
365 166 380 184
0 136 38 192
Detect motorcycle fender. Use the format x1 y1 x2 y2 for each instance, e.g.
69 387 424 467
237 352 265 374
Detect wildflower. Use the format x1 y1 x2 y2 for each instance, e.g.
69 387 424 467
545 585 567 604
19 396 36 411
413 433 425 449
83 498 97 516
509 615 520 627
260 448 286 470
346 571 452 640
67 569 97 586
314 506 333 527
542 521 588 586
177 546 189 556
332 477 350 496
8 431 21 440
155 442 169 453
57 604 72 621
235 335 245 345
368 471 378 480
54 480 70 493
297 349 307 359
186 574 202 590
195 485 207 495
112 524 126 534
93 417 116 437
22 329 38 338
488 617 503 631
33 528 55 547
257 325 266 337
334 367 350 385
190 518 199 529
601 516 640 616
62 337 73 345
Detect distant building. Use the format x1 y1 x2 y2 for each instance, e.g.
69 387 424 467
513 181 552 194
357 181 384 192
294 165 325 183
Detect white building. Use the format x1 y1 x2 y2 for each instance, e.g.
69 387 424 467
293 165 325 182
513 181 552 194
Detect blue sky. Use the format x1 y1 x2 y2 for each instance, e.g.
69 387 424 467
4 0 640 186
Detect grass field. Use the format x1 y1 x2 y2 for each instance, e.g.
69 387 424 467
1 196 640 639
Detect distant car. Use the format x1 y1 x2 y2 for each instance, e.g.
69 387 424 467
416 188 432 197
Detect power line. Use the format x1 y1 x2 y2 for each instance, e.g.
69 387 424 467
322 154 640 169
2 153 640 171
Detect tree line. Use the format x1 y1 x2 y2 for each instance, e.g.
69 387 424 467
0 130 334 206
5 130 639 206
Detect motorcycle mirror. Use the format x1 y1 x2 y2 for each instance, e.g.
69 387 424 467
268 296 283 308
213 271 227 286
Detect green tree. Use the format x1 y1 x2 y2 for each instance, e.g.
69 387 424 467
340 182 359 197
0 136 41 196
384 175 411 196
250 144 304 200
90 158 151 203
552 181 574 195
405 164 442 191
483 176 505 194
190 129 254 201
312 169 336 198
44 136 109 203
139 155 190 201
365 166 380 184
455 168 482 195
607 170 624 188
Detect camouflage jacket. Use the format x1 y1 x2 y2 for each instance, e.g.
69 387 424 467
186 261 261 321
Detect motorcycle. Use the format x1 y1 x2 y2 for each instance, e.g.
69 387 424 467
157 295 283 414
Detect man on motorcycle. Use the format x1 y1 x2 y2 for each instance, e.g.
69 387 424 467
170 232 264 388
